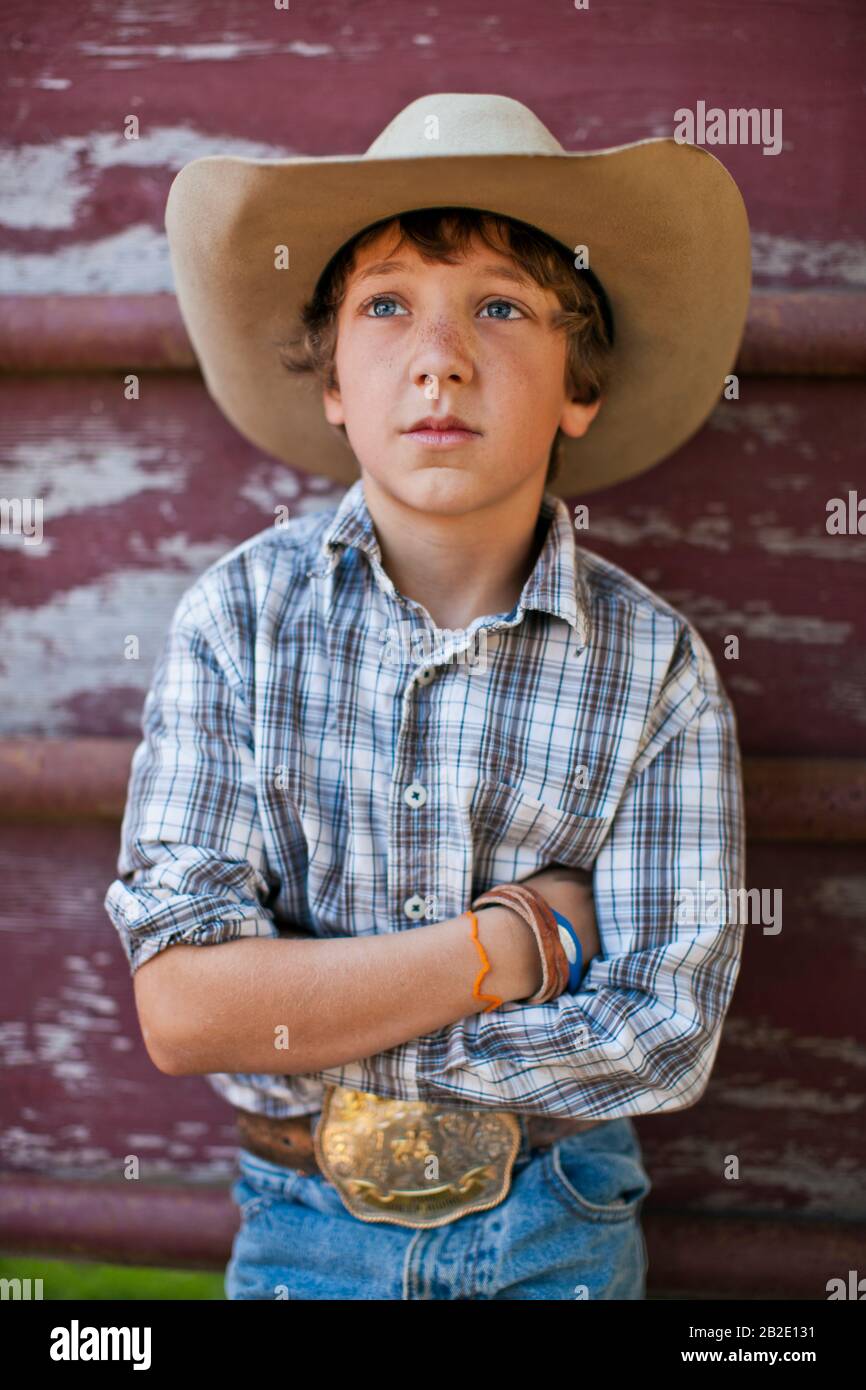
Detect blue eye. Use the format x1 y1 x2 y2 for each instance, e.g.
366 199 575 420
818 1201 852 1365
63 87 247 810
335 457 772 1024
364 296 407 317
481 300 522 320
361 295 522 319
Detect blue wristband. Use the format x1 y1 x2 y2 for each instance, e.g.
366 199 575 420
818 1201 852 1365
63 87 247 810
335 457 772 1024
550 907 584 992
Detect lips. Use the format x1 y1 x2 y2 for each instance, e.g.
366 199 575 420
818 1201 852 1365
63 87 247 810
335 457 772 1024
406 415 477 433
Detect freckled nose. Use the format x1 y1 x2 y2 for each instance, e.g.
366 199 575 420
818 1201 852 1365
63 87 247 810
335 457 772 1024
411 316 472 382
419 315 463 348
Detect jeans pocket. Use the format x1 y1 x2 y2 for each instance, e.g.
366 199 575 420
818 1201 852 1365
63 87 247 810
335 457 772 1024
232 1172 280 1226
545 1135 651 1223
240 1192 276 1224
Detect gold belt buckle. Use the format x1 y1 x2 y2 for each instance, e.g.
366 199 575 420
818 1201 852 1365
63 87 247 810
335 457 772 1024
313 1084 521 1229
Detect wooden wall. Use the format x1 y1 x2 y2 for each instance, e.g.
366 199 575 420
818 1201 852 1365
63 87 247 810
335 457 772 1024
1 0 864 1297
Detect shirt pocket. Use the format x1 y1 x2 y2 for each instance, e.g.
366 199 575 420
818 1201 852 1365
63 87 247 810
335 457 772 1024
470 778 613 883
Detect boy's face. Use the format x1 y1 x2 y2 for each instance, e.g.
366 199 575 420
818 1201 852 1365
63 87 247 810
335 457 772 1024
322 223 600 516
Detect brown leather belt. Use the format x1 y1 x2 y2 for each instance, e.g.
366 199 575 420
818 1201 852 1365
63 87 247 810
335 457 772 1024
236 1100 601 1177
236 1086 606 1228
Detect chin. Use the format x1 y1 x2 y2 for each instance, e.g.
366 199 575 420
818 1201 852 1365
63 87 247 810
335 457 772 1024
410 468 489 502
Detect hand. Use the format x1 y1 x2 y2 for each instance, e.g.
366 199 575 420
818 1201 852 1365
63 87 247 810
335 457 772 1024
519 862 601 967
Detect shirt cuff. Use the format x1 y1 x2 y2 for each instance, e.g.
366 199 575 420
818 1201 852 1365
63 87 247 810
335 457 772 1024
104 880 279 973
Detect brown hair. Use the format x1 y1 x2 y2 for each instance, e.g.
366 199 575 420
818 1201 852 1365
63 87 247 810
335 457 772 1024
277 205 614 488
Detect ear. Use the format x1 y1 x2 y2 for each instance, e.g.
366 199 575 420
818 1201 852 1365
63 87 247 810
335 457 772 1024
322 380 345 427
559 395 602 440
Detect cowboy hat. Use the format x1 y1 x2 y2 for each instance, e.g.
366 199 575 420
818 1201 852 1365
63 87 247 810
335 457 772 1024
164 92 751 496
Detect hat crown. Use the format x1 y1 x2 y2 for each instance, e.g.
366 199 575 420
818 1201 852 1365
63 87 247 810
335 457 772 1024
363 92 565 160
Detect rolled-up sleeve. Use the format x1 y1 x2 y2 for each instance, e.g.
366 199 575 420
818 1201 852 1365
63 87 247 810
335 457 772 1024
104 579 279 975
319 624 747 1118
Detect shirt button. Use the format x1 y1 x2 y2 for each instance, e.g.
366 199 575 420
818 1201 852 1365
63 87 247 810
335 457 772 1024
403 781 428 808
403 894 427 921
416 666 436 685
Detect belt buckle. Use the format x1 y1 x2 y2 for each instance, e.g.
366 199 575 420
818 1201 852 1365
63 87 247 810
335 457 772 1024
313 1084 521 1229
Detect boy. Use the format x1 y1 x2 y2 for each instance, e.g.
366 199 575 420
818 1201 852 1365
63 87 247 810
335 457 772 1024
105 93 749 1299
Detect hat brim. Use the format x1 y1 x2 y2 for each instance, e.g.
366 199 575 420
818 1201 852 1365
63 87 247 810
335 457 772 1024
165 138 751 495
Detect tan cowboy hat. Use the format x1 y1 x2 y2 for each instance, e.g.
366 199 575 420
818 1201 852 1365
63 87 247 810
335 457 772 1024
164 92 751 496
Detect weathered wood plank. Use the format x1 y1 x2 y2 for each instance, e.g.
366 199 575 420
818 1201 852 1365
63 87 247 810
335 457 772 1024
2 1175 863 1297
0 826 863 1223
2 373 863 749
1 2 863 294
2 292 864 374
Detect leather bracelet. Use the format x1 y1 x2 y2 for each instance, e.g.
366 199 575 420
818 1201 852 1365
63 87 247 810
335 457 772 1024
470 881 572 1005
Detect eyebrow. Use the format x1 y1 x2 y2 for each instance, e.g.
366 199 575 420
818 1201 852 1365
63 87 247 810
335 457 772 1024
351 258 536 292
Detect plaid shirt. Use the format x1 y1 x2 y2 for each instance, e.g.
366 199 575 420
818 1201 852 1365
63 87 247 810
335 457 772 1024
105 479 746 1120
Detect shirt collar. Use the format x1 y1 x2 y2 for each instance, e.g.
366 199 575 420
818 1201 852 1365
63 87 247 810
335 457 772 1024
316 477 591 648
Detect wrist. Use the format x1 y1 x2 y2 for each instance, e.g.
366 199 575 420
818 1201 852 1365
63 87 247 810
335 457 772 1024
523 867 600 966
473 904 543 1004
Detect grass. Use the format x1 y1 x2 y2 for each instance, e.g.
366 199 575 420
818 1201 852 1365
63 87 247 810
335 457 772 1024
0 1255 225 1300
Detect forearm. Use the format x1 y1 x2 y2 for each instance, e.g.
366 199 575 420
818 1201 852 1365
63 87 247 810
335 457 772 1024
150 906 540 1076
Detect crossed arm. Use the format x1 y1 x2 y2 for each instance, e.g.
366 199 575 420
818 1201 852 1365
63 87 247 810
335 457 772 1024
106 596 745 1121
130 864 600 1078
316 698 746 1118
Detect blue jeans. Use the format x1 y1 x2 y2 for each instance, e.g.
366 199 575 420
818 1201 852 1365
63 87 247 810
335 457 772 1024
225 1114 651 1300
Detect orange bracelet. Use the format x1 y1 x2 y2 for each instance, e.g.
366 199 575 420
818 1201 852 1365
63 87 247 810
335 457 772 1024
466 908 503 1013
